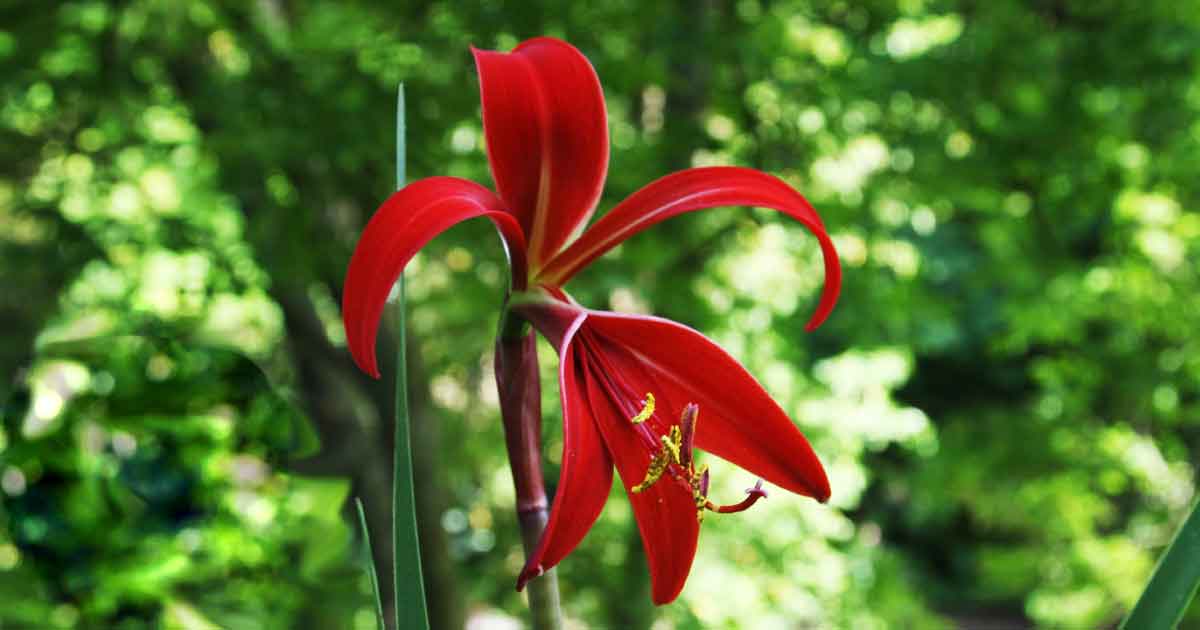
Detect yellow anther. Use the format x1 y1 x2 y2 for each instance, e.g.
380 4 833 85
691 464 710 522
630 393 655 424
661 425 682 465
631 450 669 493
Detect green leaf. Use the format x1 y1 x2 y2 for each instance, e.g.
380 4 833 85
1121 500 1200 630
390 82 430 630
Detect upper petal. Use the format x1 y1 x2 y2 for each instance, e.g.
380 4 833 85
517 312 614 590
472 37 609 268
538 166 841 331
341 177 527 377
587 311 831 502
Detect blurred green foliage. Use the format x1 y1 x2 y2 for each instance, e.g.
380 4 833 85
1 1 1198 628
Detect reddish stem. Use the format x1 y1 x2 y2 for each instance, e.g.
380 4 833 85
495 329 549 515
494 323 563 630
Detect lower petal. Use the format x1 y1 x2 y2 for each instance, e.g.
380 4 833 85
588 311 831 502
582 344 701 605
517 320 613 589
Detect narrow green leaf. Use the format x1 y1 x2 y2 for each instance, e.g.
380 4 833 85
396 83 406 192
391 82 430 630
1122 499 1200 629
355 498 385 630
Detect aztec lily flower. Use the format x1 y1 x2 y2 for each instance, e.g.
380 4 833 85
342 37 841 604
508 291 831 603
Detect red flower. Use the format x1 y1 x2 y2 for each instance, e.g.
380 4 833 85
510 291 829 603
342 37 841 604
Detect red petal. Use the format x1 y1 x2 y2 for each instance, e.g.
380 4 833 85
539 166 841 331
517 313 614 590
580 337 700 605
472 37 609 268
341 177 527 377
588 311 831 502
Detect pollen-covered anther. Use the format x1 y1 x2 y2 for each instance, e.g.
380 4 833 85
631 450 669 493
661 425 682 465
691 464 710 523
632 415 681 494
629 392 655 424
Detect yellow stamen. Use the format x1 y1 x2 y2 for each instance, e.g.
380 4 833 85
631 450 669 493
629 393 655 424
691 464 709 522
661 425 682 465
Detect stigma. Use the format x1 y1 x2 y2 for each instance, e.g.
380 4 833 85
627 397 767 522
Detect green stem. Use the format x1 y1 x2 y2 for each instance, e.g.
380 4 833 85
392 83 430 630
1121 499 1200 629
519 509 564 630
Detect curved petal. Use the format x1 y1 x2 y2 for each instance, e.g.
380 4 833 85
472 37 609 268
587 310 831 502
341 177 527 377
539 166 841 331
517 313 615 590
580 340 700 605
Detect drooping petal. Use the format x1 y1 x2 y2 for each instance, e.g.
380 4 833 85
538 166 841 331
517 312 614 590
472 37 609 268
587 310 831 502
580 339 701 605
342 176 527 377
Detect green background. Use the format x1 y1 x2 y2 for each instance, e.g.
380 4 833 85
2 1 1198 628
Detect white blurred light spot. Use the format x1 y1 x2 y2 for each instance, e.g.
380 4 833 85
705 114 737 141
885 15 963 60
2 467 26 496
442 508 468 534
33 389 64 420
465 609 522 630
911 206 937 235
609 287 649 314
140 167 181 213
642 85 666 134
798 108 825 134
1137 228 1184 271
0 544 19 570
450 125 477 154
431 374 468 411
832 232 868 267
945 130 973 158
1117 190 1180 226
109 182 142 219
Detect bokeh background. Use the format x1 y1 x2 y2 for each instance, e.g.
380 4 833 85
2 1 1198 628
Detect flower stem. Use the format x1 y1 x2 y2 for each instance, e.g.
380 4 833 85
1121 498 1200 629
495 321 563 630
392 83 430 630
